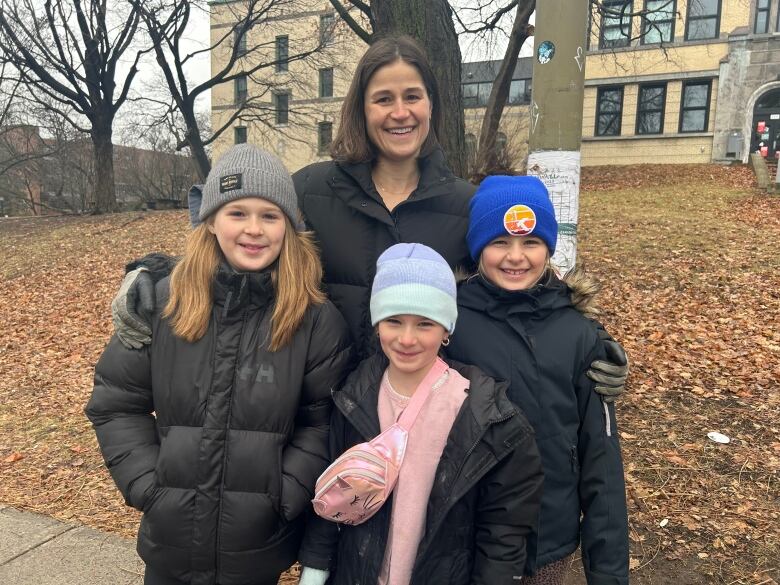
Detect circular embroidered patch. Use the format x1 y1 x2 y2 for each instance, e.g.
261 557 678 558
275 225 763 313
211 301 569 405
503 205 536 236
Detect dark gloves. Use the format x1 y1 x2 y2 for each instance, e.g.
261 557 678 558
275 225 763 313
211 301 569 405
587 329 629 403
111 253 177 349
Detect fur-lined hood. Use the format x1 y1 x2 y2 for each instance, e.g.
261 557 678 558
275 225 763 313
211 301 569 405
455 265 600 320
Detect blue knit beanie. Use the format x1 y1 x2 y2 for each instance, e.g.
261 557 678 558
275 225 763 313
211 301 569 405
370 243 458 334
466 175 558 261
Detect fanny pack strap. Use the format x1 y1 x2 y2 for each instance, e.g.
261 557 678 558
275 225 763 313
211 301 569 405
395 358 450 432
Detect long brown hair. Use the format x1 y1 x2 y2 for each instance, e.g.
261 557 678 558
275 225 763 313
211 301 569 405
329 35 443 163
163 217 325 351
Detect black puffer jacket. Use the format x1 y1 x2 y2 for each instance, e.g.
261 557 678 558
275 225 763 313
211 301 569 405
292 149 475 358
86 266 354 585
298 354 544 585
446 274 629 585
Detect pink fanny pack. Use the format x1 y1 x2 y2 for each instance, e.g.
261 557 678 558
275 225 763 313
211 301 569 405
312 358 449 525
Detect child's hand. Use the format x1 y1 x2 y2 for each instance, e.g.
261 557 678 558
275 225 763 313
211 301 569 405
298 566 330 585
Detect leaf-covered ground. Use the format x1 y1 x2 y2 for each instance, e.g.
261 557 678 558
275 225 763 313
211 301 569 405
0 164 778 584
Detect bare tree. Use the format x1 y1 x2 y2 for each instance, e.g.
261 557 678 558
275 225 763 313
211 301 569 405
131 0 334 181
0 0 145 213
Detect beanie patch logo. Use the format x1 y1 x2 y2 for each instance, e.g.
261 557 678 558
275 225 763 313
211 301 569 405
219 173 242 193
503 205 536 236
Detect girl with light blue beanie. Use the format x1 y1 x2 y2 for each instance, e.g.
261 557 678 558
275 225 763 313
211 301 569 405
298 242 544 585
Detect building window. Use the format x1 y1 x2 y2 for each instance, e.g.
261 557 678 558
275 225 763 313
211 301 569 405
318 122 332 154
508 79 532 104
275 35 288 72
600 0 633 49
320 13 335 45
642 0 675 44
235 29 247 56
234 126 247 144
319 68 334 98
755 0 770 33
685 0 720 40
595 86 624 136
462 82 493 107
274 92 289 125
636 83 666 135
235 75 248 104
679 80 711 132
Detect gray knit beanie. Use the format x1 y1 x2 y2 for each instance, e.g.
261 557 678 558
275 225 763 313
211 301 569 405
199 144 304 230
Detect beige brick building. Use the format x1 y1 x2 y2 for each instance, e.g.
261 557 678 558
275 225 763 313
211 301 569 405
210 0 780 169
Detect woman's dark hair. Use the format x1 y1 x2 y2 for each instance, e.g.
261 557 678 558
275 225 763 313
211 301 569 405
329 35 443 163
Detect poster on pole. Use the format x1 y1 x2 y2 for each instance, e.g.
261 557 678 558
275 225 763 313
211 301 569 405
527 150 581 275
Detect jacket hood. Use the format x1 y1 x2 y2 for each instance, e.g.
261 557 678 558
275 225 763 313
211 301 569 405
333 353 517 440
457 267 600 320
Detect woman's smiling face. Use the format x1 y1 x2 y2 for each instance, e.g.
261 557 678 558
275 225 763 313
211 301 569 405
363 59 432 164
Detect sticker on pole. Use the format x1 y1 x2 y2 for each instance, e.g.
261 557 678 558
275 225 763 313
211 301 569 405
504 205 537 236
538 41 556 64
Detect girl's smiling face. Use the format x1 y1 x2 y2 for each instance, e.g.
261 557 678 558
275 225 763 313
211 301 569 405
208 198 286 272
479 235 549 291
377 314 447 392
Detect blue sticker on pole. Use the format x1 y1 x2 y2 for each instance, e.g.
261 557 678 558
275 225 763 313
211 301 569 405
537 41 555 64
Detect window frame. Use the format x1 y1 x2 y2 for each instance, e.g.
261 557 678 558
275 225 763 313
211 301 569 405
274 92 290 126
641 0 676 45
678 79 712 133
275 35 289 73
595 85 625 137
635 83 667 135
234 126 247 144
684 0 721 41
599 0 634 49
319 67 334 98
508 79 532 105
318 121 333 154
234 75 248 105
320 13 335 45
755 0 770 33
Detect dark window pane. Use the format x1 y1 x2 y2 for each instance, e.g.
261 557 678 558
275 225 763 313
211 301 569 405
756 11 769 33
598 114 620 136
600 89 622 112
319 68 333 98
596 86 623 136
687 17 717 39
683 84 708 108
757 88 780 109
318 122 332 153
276 36 288 72
644 21 672 43
320 14 335 45
478 82 492 106
681 110 706 132
234 127 247 144
688 0 718 17
509 80 526 104
275 93 289 125
638 112 662 133
462 83 478 107
758 0 769 8
640 86 664 109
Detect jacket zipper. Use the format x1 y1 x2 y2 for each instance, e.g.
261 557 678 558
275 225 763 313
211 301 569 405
215 280 250 578
570 445 579 473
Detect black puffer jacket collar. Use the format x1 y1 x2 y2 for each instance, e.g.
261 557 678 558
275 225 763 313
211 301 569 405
212 261 274 313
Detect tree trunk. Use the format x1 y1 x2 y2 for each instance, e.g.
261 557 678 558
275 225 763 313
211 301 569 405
474 0 535 177
90 123 117 214
371 0 466 178
184 122 211 183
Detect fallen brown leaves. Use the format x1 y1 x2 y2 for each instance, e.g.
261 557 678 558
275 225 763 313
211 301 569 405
0 165 778 585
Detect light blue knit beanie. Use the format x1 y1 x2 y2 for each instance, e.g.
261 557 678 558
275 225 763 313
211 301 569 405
370 243 458 334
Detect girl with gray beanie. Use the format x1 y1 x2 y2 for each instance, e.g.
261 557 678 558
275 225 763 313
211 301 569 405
297 242 544 585
87 145 354 585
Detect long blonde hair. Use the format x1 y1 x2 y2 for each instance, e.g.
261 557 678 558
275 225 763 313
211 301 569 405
163 216 325 351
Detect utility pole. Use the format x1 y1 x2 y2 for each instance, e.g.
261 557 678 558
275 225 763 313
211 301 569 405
527 0 590 274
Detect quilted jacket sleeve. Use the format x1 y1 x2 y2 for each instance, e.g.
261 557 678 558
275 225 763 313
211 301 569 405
280 301 355 522
85 336 159 512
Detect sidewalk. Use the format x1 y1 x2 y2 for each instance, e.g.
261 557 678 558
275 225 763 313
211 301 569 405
0 504 143 584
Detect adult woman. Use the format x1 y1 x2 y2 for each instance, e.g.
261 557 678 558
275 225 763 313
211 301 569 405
111 38 627 394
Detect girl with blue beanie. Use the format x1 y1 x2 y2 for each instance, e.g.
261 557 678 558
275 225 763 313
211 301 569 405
297 242 544 585
446 175 630 585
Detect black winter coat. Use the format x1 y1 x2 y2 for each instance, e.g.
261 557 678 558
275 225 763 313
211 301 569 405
446 275 629 585
298 354 544 585
86 266 354 585
292 148 475 358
